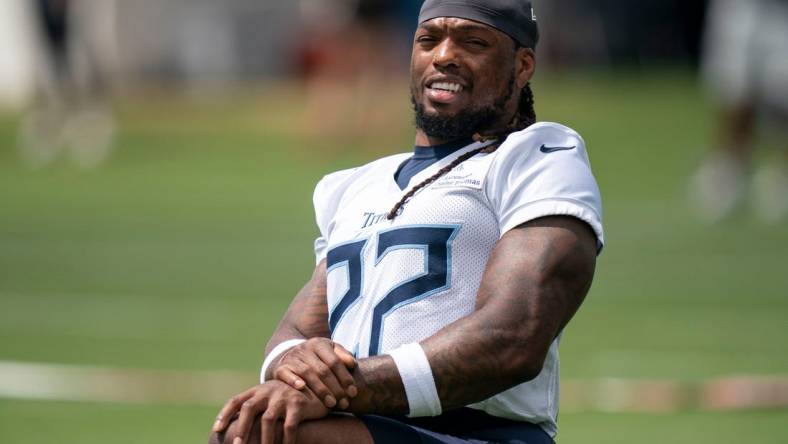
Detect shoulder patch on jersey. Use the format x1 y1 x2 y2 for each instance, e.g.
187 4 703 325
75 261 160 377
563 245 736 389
431 174 484 190
429 157 489 190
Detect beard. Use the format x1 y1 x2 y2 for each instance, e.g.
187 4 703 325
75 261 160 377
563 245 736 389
411 71 516 141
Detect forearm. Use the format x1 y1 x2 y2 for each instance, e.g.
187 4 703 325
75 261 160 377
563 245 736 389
344 306 544 415
345 355 409 416
346 217 596 415
421 303 553 409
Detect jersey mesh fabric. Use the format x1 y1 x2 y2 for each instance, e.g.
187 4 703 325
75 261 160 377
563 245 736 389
310 122 603 438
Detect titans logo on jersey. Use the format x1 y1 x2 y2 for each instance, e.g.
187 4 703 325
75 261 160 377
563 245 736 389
312 122 604 437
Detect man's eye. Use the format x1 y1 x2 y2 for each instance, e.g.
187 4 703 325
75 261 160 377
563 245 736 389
467 39 488 47
418 36 437 44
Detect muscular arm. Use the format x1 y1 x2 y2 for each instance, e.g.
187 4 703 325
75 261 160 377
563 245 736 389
347 215 598 414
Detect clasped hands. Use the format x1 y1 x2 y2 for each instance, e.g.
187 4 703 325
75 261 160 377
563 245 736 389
212 339 358 444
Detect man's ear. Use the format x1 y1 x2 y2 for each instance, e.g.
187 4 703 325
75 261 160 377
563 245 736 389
516 47 535 89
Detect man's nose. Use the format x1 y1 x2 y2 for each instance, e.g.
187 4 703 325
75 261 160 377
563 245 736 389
432 40 460 69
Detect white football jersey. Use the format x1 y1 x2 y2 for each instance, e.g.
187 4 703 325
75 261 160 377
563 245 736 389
313 122 604 437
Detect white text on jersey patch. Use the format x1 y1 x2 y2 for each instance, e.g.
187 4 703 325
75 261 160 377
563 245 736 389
431 172 483 190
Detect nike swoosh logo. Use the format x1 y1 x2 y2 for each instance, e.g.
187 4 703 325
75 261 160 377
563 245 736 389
540 144 576 153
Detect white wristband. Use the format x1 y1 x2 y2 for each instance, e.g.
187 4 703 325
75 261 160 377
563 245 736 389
389 342 442 417
260 339 306 383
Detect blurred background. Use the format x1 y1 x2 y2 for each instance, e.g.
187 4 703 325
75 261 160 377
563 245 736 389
0 0 786 443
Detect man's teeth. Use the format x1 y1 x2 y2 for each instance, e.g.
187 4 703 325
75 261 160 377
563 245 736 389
431 82 463 93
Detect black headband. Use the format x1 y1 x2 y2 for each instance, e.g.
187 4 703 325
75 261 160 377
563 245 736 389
418 0 539 48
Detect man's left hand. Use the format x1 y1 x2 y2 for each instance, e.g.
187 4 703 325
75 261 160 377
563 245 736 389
273 338 357 409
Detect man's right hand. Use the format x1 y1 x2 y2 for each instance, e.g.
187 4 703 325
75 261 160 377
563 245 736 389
271 338 358 409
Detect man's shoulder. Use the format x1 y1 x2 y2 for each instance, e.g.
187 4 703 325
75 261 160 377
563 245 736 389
502 121 584 149
489 121 590 167
314 152 410 206
319 152 411 185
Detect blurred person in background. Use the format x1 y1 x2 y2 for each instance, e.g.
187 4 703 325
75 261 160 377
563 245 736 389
296 0 418 142
690 0 788 223
18 0 117 169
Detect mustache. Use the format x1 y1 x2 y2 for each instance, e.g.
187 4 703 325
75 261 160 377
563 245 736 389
410 72 516 141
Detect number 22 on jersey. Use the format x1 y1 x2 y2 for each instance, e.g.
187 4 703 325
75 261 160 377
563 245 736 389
325 225 460 357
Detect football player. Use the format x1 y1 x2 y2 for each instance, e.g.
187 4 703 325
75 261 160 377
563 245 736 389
211 1 603 443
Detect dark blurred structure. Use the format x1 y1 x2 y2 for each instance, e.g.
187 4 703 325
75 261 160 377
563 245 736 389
596 0 708 66
534 0 709 68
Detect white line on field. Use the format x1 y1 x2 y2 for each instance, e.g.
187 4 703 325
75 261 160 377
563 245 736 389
1 360 787 412
0 360 254 406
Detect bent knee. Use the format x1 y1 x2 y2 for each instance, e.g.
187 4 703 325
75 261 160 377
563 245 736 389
206 414 371 444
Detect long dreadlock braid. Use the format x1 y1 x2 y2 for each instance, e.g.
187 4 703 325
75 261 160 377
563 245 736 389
387 82 536 220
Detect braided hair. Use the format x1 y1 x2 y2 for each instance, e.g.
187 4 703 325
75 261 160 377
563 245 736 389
387 81 536 220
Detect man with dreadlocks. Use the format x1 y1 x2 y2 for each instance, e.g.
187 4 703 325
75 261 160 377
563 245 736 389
210 1 603 443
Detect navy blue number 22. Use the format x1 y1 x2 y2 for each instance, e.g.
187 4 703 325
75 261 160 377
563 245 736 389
326 225 459 357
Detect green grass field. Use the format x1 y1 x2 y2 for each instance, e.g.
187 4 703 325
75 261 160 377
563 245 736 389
1 70 786 443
